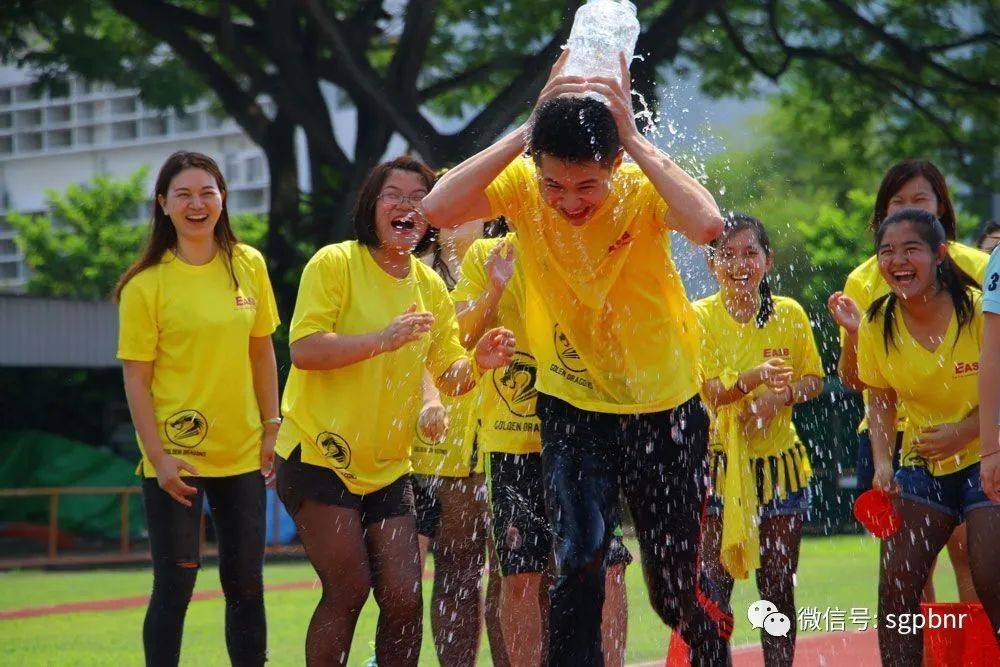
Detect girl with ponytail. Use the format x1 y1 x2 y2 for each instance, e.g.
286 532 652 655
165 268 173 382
853 208 1000 665
696 213 824 667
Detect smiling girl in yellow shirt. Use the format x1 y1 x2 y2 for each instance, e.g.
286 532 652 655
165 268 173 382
855 208 1000 665
696 214 823 667
273 157 514 667
117 151 280 667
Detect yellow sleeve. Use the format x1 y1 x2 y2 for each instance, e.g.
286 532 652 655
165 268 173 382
249 250 281 337
790 301 823 379
484 159 531 225
636 172 669 229
856 319 889 390
694 303 727 383
951 242 989 286
117 274 158 362
452 240 491 304
426 279 470 379
289 247 347 344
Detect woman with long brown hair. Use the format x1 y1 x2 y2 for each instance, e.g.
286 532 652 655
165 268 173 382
116 150 281 667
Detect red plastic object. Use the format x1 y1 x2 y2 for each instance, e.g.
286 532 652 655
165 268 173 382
923 602 1000 665
853 489 901 539
665 631 690 667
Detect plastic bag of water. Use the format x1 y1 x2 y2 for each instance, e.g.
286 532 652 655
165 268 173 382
563 0 640 101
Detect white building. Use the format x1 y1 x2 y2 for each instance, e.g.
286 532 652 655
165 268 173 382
0 66 272 292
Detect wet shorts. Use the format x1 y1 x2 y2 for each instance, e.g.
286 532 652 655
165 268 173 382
487 451 632 576
896 463 998 520
707 487 811 520
276 445 414 527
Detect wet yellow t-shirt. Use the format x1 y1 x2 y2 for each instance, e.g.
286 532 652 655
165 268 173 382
843 241 987 432
117 244 280 477
856 290 982 476
484 157 699 414
697 294 821 505
276 241 470 494
453 234 541 455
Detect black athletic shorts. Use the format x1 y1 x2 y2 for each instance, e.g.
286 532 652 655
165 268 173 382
487 451 632 576
276 445 414 527
412 473 443 538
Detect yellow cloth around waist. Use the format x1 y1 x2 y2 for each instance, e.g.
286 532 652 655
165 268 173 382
712 404 812 580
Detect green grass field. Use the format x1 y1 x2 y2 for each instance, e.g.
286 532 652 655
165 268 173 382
0 535 959 666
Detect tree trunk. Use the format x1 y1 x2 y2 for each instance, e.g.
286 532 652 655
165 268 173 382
262 115 302 314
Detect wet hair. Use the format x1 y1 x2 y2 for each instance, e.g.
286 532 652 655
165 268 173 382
708 213 775 328
976 220 1000 251
866 208 977 352
115 151 238 301
352 155 436 249
529 97 620 169
870 159 957 239
426 216 509 290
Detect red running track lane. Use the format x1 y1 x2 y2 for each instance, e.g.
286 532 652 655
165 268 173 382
0 579 322 621
639 630 880 667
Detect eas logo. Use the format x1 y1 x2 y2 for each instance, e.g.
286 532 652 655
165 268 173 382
954 361 979 377
235 295 257 310
763 347 790 358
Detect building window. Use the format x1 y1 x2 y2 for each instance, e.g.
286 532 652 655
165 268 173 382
0 88 12 106
46 129 72 148
110 97 138 115
17 131 42 152
111 121 137 140
0 112 11 129
46 105 72 124
141 116 168 137
75 126 96 145
0 136 12 155
13 85 39 103
15 109 42 128
76 101 96 121
0 238 19 256
246 156 264 183
175 110 200 133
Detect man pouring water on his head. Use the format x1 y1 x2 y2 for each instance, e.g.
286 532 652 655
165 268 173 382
421 1 731 664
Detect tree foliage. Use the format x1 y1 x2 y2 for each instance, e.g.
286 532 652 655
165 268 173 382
9 167 266 299
1 1 995 306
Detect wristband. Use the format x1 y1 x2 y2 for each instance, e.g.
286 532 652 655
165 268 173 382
262 417 283 427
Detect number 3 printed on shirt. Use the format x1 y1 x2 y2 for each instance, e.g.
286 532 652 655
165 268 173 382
989 272 999 292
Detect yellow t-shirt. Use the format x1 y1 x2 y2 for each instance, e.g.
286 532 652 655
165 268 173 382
276 241 470 494
117 244 280 477
844 241 988 432
452 234 542 455
484 157 699 414
696 294 822 498
856 290 983 476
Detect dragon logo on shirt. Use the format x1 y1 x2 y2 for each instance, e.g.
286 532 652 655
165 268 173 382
554 324 586 373
164 410 208 448
317 431 352 470
493 351 538 418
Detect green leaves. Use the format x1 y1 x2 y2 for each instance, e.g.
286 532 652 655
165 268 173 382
8 169 149 300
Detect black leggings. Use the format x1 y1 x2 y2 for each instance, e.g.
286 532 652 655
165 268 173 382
539 393 732 667
142 471 266 667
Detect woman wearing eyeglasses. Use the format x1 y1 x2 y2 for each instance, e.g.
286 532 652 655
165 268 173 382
274 156 516 666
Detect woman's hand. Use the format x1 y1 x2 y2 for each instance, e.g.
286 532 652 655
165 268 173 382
873 461 899 496
487 241 515 290
914 423 971 461
827 291 862 334
980 453 1000 503
741 389 785 435
152 455 200 506
260 427 278 487
378 304 434 353
474 327 516 370
749 358 793 393
418 401 449 443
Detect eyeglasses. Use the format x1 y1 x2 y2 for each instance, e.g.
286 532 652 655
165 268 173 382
378 192 426 206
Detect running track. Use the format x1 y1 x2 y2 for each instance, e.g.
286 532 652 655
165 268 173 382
2 581 880 666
